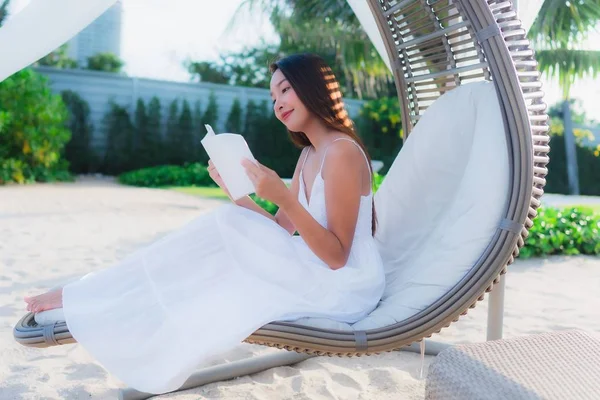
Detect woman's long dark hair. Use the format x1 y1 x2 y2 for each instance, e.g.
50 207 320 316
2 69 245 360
270 53 377 236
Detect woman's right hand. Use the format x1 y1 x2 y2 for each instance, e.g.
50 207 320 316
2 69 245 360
207 160 231 199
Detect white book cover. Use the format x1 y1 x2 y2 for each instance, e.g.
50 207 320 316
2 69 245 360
201 124 257 201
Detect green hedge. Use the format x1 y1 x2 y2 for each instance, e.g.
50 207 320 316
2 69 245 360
356 97 403 175
118 163 214 187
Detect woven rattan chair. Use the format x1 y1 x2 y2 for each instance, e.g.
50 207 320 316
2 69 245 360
12 0 549 398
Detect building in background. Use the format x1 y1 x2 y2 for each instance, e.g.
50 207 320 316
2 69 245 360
67 0 123 66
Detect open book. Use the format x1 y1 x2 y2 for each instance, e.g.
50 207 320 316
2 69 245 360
201 124 257 201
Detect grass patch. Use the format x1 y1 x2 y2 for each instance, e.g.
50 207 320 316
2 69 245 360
169 185 279 215
169 186 229 200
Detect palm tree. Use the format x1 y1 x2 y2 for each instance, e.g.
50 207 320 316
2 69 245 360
272 11 392 99
229 0 392 99
529 0 600 99
528 0 600 195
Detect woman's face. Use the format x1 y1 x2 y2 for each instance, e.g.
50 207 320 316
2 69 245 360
270 69 309 131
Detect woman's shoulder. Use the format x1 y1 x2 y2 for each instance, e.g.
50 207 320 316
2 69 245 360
321 137 366 179
325 134 364 161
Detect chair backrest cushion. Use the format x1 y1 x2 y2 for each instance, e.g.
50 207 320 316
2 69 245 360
352 81 510 330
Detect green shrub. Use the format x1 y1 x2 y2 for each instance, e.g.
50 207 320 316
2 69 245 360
205 94 219 127
257 102 300 178
103 101 135 175
0 68 72 183
165 99 180 165
243 99 299 178
86 52 124 73
201 92 219 133
242 99 262 152
373 172 383 192
62 90 98 173
146 97 164 166
520 206 600 258
250 194 279 215
192 100 204 162
356 97 403 175
118 163 213 187
193 100 203 129
545 120 600 195
132 98 149 170
178 99 195 164
225 97 243 133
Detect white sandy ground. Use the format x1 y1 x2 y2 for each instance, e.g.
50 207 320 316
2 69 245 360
1 177 599 399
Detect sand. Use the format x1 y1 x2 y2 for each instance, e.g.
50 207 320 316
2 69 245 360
1 177 598 399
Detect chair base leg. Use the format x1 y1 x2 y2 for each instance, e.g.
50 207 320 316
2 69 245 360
487 273 506 341
402 339 452 356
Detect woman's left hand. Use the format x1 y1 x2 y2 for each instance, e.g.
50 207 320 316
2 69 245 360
242 159 292 207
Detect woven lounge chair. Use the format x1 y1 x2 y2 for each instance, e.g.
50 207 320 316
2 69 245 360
12 0 549 398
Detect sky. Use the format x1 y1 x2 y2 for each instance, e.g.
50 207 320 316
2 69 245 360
7 0 600 121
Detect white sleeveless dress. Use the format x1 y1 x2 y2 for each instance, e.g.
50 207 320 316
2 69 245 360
61 138 386 394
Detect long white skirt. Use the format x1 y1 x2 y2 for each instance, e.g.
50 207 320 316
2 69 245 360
62 204 385 394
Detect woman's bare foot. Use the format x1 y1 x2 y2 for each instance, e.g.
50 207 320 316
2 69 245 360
24 289 63 313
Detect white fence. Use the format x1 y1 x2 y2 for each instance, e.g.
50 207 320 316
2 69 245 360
34 67 367 152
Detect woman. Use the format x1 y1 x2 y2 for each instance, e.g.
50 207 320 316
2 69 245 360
24 53 386 394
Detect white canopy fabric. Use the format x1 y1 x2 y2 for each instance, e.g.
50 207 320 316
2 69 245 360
345 0 392 70
0 0 544 83
0 0 117 82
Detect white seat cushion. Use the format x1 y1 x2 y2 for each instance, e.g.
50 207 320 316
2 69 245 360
34 308 66 325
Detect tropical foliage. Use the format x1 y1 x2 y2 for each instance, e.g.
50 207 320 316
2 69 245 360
520 206 600 258
0 69 72 183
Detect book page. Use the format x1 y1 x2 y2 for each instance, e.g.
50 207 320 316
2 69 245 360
201 125 256 200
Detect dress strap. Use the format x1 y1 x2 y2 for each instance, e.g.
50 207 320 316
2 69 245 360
300 146 311 175
319 138 372 184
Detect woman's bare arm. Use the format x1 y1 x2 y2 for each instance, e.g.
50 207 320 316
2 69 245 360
278 141 366 269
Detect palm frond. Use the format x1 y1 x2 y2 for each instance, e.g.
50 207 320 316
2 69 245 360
223 0 392 99
225 0 289 35
287 0 359 27
536 49 600 98
529 0 600 46
273 15 391 96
